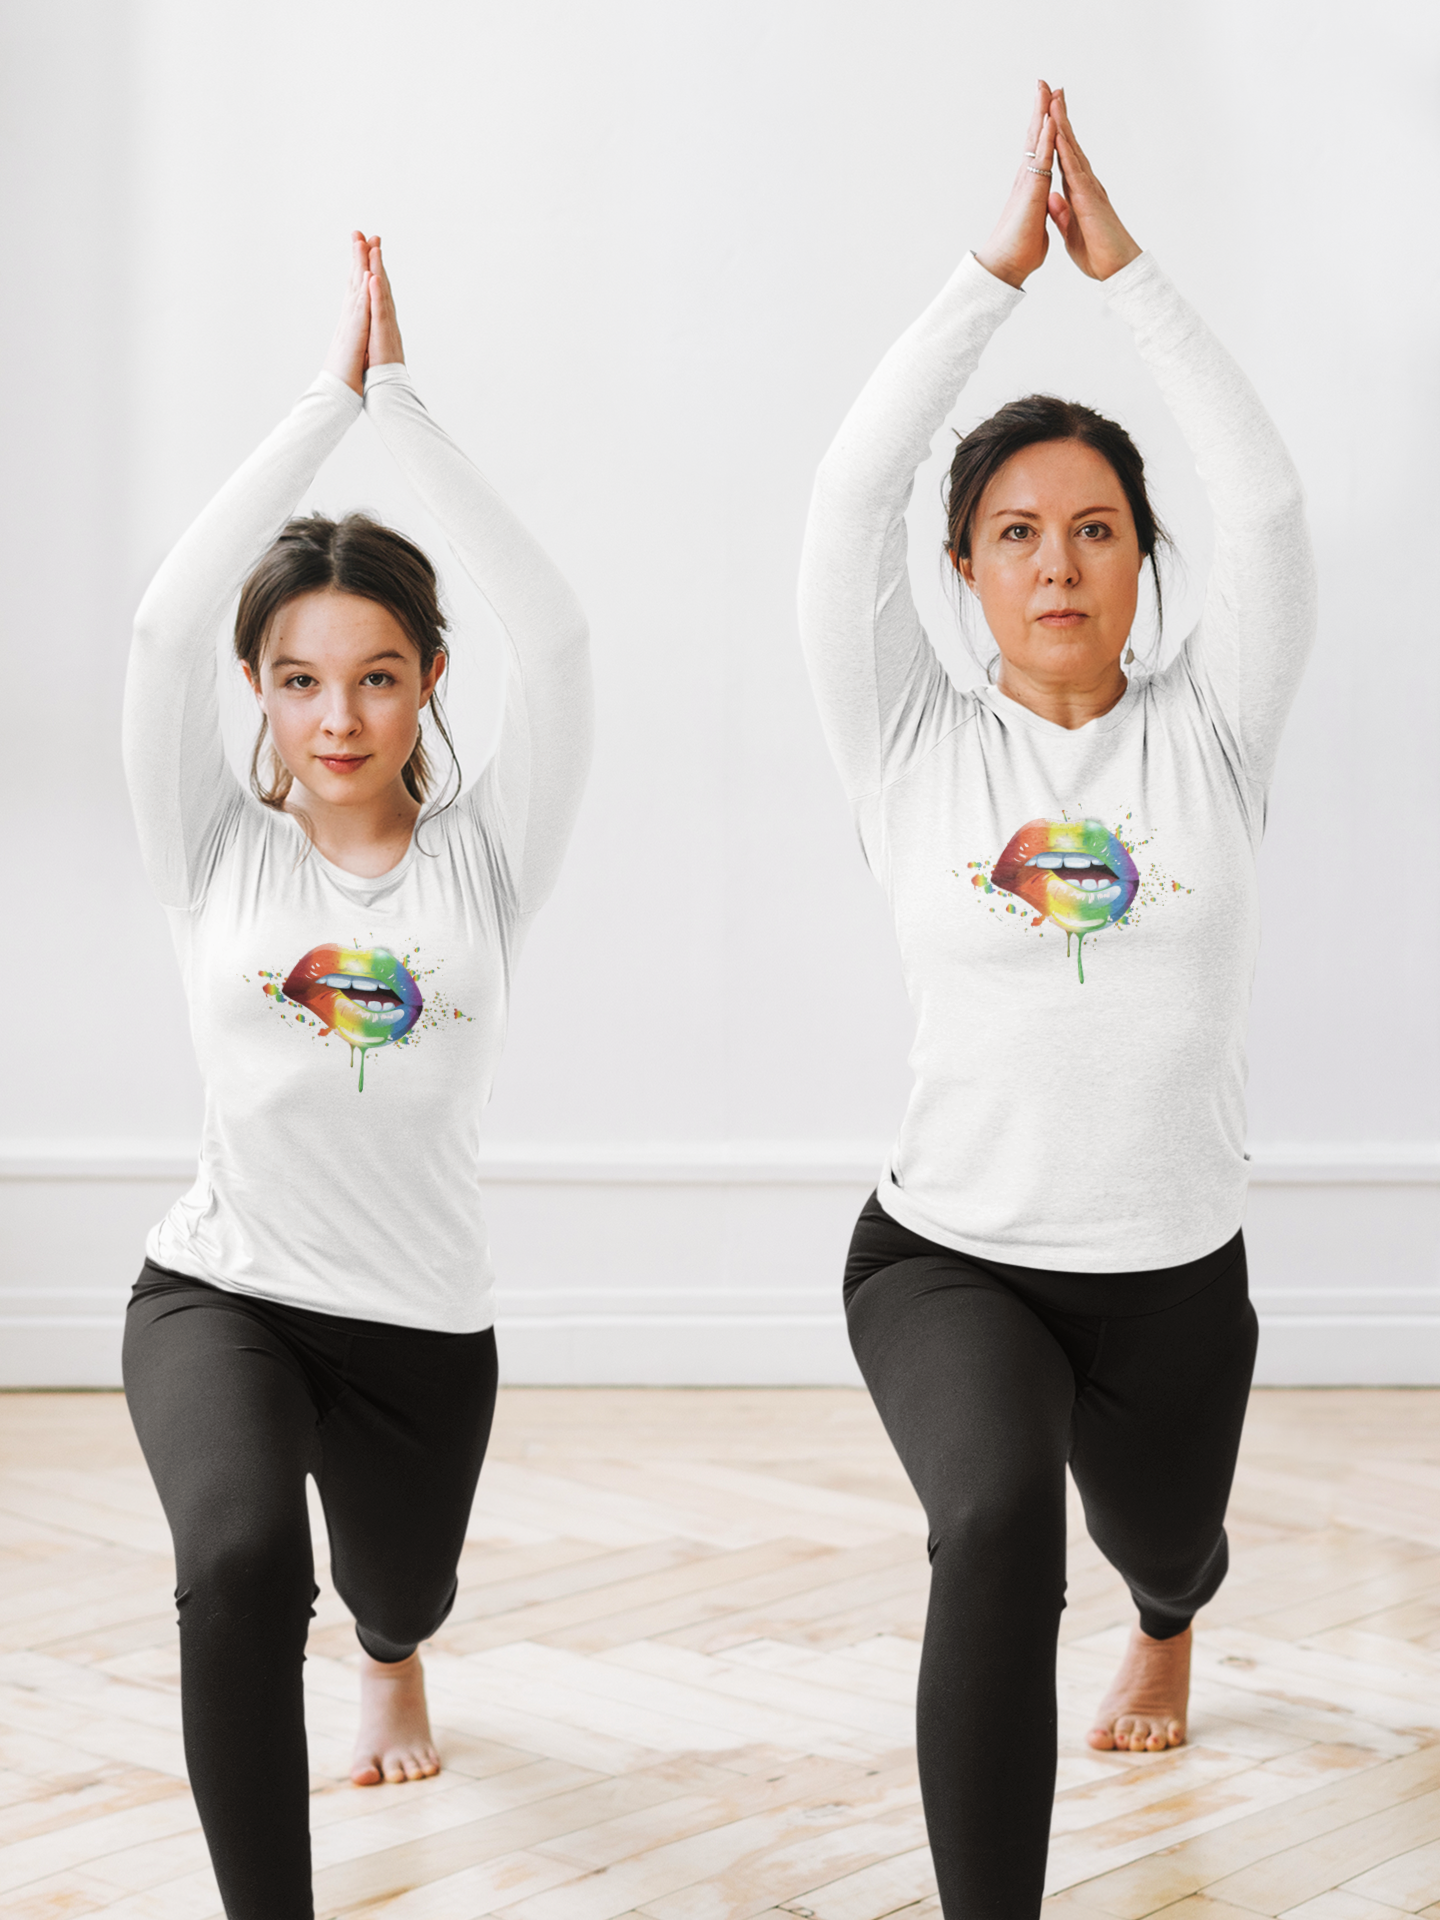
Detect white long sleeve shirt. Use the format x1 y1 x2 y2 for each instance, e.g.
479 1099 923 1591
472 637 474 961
124 365 592 1330
798 253 1316 1272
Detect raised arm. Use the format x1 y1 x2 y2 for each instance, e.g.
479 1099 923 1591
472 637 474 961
359 241 592 919
1048 91 1316 789
796 95 1057 801
123 241 372 907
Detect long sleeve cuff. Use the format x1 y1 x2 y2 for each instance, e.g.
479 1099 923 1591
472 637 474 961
363 362 415 397
308 368 366 414
1100 251 1176 325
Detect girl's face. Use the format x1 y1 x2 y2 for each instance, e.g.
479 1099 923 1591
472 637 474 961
242 589 444 809
956 440 1143 691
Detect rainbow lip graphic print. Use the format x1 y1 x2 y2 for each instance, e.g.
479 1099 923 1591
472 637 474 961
282 944 424 1091
992 818 1139 984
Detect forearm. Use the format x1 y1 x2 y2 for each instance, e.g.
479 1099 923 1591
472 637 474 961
363 366 592 906
362 367 587 668
124 372 361 900
1105 254 1316 774
798 253 1022 796
1104 254 1306 536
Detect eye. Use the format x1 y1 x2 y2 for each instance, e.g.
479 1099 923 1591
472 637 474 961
1077 522 1113 540
360 671 396 688
283 673 316 690
1000 524 1036 542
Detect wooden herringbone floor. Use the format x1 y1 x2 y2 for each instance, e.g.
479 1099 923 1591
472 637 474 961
4 1388 1440 1918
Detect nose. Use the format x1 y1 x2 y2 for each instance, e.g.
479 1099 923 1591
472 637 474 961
1038 531 1080 587
320 691 361 739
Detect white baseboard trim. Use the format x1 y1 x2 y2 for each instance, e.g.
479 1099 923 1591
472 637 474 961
3 1139 1439 1388
5 1138 1440 1185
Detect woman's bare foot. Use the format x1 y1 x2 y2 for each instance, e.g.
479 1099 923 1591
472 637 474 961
350 1649 441 1786
1086 1624 1190 1752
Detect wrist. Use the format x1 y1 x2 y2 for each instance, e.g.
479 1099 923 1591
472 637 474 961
974 248 1030 290
1095 234 1143 282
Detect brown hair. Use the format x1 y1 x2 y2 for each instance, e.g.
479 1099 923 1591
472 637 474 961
233 511 460 813
944 393 1171 653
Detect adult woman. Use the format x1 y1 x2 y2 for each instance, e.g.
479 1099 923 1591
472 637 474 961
122 234 591 1919
797 86 1314 1916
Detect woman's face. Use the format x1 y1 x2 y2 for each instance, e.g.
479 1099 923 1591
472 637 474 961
956 440 1143 691
242 589 444 809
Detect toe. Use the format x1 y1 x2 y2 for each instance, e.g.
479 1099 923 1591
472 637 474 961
1167 1720 1185 1747
350 1755 383 1787
1086 1725 1116 1750
382 1753 407 1783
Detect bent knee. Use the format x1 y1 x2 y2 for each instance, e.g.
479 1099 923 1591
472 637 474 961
347 1575 457 1655
177 1521 313 1622
926 1473 1064 1571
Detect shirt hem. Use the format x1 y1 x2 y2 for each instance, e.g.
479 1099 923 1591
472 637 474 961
875 1169 1246 1274
141 1228 496 1335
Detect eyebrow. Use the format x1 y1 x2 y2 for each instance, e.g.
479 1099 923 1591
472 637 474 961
987 505 1123 521
269 650 409 670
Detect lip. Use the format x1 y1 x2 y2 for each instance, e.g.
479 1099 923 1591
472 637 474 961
1036 611 1088 626
992 817 1139 938
282 943 424 1051
316 754 370 774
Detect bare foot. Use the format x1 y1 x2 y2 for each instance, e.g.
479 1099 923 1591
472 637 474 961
1086 1624 1190 1753
350 1649 441 1786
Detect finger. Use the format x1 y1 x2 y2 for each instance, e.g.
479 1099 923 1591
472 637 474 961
369 244 394 312
1023 77 1050 156
1047 191 1070 236
1024 109 1056 192
1052 90 1094 177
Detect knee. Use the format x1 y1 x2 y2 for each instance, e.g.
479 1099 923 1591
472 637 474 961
177 1520 313 1637
350 1575 457 1657
1123 1529 1228 1619
926 1465 1064 1581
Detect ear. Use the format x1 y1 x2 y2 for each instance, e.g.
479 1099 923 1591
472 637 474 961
418 651 446 709
240 660 264 702
954 552 978 593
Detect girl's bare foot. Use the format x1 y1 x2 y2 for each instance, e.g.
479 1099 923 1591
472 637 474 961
1086 1624 1190 1752
350 1648 441 1786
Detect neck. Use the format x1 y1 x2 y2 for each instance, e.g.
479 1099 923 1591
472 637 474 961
995 657 1129 731
285 780 421 878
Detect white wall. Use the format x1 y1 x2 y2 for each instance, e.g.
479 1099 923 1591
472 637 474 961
4 0 1439 1385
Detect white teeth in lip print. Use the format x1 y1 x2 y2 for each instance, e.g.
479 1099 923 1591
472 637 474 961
318 973 406 1014
1020 857 1121 901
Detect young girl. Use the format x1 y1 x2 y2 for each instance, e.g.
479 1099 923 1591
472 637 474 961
122 235 591 1919
798 87 1315 1917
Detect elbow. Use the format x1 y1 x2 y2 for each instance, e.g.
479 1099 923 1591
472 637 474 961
552 589 591 662
129 600 182 667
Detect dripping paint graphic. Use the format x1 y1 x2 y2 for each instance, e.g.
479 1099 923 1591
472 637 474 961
281 944 423 1090
991 818 1139 983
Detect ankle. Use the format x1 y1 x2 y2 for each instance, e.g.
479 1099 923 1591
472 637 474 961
1136 1622 1191 1647
360 1647 421 1676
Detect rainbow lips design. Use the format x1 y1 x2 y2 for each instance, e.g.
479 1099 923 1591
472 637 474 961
282 944 423 1090
992 818 1139 983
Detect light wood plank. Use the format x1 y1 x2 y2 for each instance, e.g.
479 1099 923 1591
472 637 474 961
4 1389 1440 1918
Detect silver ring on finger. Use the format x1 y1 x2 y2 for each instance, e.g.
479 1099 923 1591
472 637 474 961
1027 166 1053 177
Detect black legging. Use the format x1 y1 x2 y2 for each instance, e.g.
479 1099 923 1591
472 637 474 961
122 1262 498 1920
844 1195 1256 1920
